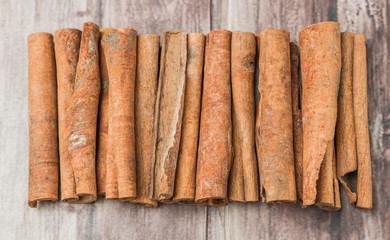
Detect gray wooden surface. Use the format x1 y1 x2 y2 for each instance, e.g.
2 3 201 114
0 0 388 239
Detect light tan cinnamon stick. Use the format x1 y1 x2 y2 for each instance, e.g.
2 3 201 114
229 31 258 202
153 31 187 202
101 28 137 201
256 29 296 203
299 22 341 207
195 30 232 206
353 34 372 208
173 33 205 204
28 32 58 208
131 34 160 208
96 28 115 196
290 42 304 203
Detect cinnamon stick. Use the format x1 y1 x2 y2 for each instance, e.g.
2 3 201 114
336 32 372 209
61 22 100 203
315 141 341 210
131 34 160 208
153 31 187 202
97 28 115 196
290 42 304 203
195 30 232 206
28 32 58 208
229 31 259 202
256 29 296 203
353 34 372 208
336 32 358 204
54 28 82 203
299 22 341 207
101 28 137 201
173 33 205 204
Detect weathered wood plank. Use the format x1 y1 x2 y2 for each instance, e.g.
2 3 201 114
100 0 211 34
338 0 390 239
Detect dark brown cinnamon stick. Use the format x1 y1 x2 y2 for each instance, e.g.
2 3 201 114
290 42 304 203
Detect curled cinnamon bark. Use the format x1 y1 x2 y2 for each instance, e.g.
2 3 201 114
153 31 187 202
62 22 100 203
56 25 99 203
28 32 58 208
299 22 341 207
101 28 137 201
229 31 258 202
290 42 304 203
336 32 358 204
97 28 115 196
336 32 372 209
256 29 296 203
195 30 232 206
353 34 372 208
173 33 205 204
131 34 160 208
315 141 341 210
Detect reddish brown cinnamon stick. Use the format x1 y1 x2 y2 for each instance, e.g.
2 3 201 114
290 42 304 203
353 34 372 208
153 31 187 202
229 31 259 202
195 30 232 206
96 28 115 196
131 34 160 208
101 28 137 201
62 22 100 203
299 22 341 207
173 33 205 204
256 29 296 203
55 28 82 203
28 32 58 208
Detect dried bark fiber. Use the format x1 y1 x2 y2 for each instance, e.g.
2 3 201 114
299 22 341 207
28 32 58 208
55 28 81 202
256 29 296 203
173 33 205 204
57 22 101 203
195 30 232 206
153 31 187 201
336 33 372 208
229 31 259 202
96 28 115 196
131 34 160 208
101 28 137 201
290 42 304 203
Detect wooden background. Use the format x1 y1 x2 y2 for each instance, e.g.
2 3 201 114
0 0 388 239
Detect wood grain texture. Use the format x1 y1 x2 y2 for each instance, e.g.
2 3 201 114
0 0 389 239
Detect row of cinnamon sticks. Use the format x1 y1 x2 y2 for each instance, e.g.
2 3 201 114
28 21 372 210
